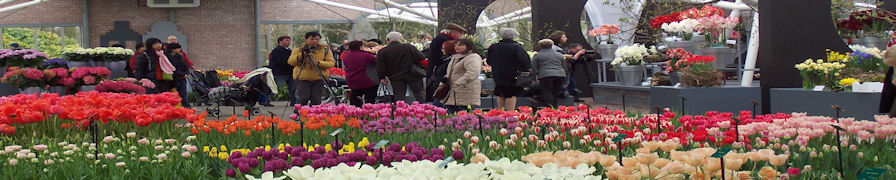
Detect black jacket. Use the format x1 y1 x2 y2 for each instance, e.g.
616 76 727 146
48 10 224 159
168 53 191 80
487 39 532 86
269 46 293 76
427 33 454 80
881 67 894 113
376 41 426 79
135 51 160 81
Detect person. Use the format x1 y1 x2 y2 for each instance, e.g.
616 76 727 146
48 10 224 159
880 47 896 117
9 43 20 50
342 40 378 107
136 38 181 100
165 43 192 108
376 32 427 103
419 34 434 59
426 23 466 103
165 36 194 68
367 39 383 46
486 28 532 110
548 31 569 54
330 43 344 68
431 40 456 108
237 69 277 108
364 41 383 54
127 43 146 78
565 43 588 102
269 36 296 106
288 32 336 106
441 39 482 113
532 39 567 108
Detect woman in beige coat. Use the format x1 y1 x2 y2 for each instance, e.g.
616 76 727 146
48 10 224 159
441 39 482 113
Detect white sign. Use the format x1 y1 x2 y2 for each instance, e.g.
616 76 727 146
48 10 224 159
813 86 825 91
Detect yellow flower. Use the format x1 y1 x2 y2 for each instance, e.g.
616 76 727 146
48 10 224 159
208 152 215 157
325 144 333 152
218 152 228 160
220 145 227 152
278 144 285 151
211 147 218 153
203 146 209 152
358 138 370 148
839 78 859 86
264 146 271 151
368 152 373 156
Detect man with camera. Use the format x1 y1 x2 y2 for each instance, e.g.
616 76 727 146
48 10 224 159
564 43 598 102
287 32 336 106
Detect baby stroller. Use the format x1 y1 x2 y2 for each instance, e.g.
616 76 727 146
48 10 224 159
205 68 277 118
189 70 213 106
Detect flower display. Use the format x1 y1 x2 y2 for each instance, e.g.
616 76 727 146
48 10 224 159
326 67 345 77
44 68 73 87
795 57 847 89
63 47 135 62
679 5 725 19
661 19 699 41
611 44 649 66
664 48 695 72
0 49 48 68
96 80 148 94
1 67 49 89
650 12 683 29
589 24 620 44
70 67 111 86
696 15 740 46
44 58 68 69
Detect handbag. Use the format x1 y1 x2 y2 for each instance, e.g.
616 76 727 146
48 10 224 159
376 81 395 103
515 71 533 88
162 73 174 81
433 55 461 100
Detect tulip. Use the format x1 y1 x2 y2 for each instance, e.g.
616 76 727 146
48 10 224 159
499 128 509 136
471 136 480 144
562 141 571 148
463 131 472 138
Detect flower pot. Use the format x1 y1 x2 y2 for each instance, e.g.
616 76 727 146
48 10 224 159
596 44 619 60
669 72 681 85
67 61 88 68
48 86 67 96
20 87 42 95
854 37 888 50
701 47 737 69
90 60 107 67
79 85 96 92
0 65 7 76
617 65 644 86
107 61 128 79
666 40 700 55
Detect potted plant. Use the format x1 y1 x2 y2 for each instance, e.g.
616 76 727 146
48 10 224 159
795 58 846 90
45 68 74 95
96 78 155 94
664 48 695 85
696 14 740 69
611 44 649 86
63 48 90 68
44 58 68 69
589 24 621 60
679 55 723 87
71 67 112 92
847 9 895 50
101 47 135 79
1 49 48 68
0 67 47 94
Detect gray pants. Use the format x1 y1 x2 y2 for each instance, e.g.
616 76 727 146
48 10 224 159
389 75 425 103
296 80 323 105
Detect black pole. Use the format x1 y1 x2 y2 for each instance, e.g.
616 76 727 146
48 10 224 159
833 105 843 176
750 100 758 118
621 94 626 113
654 106 662 133
476 115 484 139
616 141 622 163
679 96 687 115
721 157 726 180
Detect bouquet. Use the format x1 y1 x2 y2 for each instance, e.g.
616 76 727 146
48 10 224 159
0 49 48 68
847 9 896 37
71 67 111 86
661 19 699 41
795 57 847 89
664 48 695 73
650 12 682 29
96 78 154 94
611 44 649 67
678 55 722 87
97 47 135 61
696 15 740 46
0 67 47 89
588 24 620 44
44 68 75 87
44 58 68 69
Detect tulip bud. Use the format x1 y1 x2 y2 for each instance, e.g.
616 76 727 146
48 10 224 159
463 131 472 138
499 128 509 136
471 136 480 144
489 141 498 149
472 148 480 154
858 152 864 158
537 140 546 148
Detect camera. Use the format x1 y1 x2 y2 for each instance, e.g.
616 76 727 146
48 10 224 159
301 45 317 53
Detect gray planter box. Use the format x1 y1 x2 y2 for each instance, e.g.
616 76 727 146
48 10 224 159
650 86 762 114
0 83 18 97
591 82 650 111
770 88 882 120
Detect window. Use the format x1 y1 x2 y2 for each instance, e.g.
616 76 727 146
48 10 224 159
0 26 81 58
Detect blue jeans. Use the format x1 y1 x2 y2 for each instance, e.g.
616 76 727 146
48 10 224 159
432 98 445 108
175 79 191 108
274 75 297 105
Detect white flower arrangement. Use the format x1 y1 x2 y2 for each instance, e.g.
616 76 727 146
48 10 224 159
255 159 601 180
661 19 699 34
611 44 649 66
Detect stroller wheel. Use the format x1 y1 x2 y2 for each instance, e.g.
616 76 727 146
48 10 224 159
211 110 221 117
252 109 262 116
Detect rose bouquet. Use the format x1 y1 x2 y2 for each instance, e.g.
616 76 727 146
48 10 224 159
611 44 649 67
0 67 47 89
70 67 111 86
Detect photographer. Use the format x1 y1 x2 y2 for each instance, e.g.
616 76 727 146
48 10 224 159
287 32 336 106
564 43 587 102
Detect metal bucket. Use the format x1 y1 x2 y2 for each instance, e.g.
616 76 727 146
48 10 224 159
618 65 644 86
701 47 737 69
597 44 619 60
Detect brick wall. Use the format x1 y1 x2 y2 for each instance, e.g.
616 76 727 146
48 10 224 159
0 0 82 24
259 0 374 22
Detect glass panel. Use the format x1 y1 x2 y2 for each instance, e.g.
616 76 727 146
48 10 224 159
153 0 169 4
2 27 36 50
37 27 62 58
179 0 194 4
62 26 81 50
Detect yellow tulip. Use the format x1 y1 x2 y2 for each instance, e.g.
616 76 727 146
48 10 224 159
203 146 210 152
265 146 271 151
325 144 333 152
211 147 218 153
220 145 227 152
278 144 285 151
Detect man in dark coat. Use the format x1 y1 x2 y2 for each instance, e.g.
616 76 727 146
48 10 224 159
880 47 896 116
269 36 296 105
377 32 427 103
425 23 466 103
486 28 532 110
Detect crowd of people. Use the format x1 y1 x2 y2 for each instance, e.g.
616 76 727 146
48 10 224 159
120 22 596 112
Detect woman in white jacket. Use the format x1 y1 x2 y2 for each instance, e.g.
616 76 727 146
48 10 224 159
441 39 482 113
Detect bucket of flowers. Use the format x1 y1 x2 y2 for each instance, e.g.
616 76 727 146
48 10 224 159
678 55 722 87
71 67 112 92
0 66 47 94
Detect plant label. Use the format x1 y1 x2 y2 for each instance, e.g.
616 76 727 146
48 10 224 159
711 148 732 158
674 83 681 88
813 85 825 91
726 40 737 45
329 128 343 136
373 140 389 149
612 134 628 143
857 167 886 180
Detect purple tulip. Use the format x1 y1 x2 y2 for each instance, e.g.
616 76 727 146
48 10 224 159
300 152 312 160
345 161 357 167
412 150 425 159
366 156 378 165
238 163 251 174
247 158 259 167
311 153 322 160
452 150 464 160
261 151 274 160
278 152 289 160
291 157 305 167
311 159 325 169
314 146 325 153
430 148 445 156
225 168 237 177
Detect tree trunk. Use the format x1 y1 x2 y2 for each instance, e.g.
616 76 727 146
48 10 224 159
531 0 590 50
437 0 495 35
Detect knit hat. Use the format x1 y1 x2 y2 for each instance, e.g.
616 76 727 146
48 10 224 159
167 43 182 49
9 43 18 48
444 23 467 33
